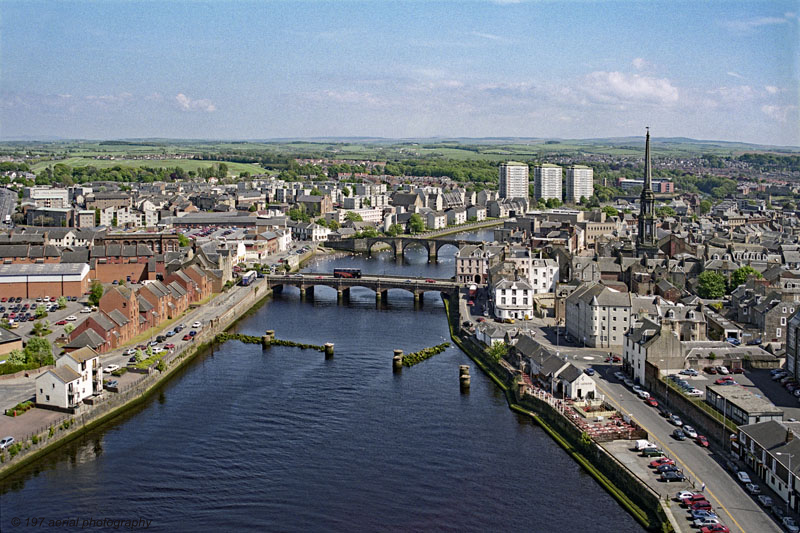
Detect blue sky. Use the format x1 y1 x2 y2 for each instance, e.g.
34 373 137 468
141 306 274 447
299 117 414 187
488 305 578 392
1 0 798 146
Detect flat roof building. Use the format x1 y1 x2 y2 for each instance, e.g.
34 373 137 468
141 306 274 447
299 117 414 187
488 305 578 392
706 384 783 426
499 162 529 201
0 263 90 298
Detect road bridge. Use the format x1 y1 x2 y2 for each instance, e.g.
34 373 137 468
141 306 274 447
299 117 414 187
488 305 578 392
323 237 470 262
264 273 459 303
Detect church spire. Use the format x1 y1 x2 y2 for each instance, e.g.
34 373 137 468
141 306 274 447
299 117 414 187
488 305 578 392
643 126 652 191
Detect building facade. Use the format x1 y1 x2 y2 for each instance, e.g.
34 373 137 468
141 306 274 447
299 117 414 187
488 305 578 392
533 164 562 202
565 165 593 204
499 162 529 200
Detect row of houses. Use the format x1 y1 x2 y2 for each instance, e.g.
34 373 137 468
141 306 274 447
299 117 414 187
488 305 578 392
64 265 211 353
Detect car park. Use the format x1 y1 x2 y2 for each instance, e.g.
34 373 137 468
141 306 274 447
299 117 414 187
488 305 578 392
736 471 752 484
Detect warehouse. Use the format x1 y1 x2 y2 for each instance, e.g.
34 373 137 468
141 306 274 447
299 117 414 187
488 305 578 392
0 263 90 298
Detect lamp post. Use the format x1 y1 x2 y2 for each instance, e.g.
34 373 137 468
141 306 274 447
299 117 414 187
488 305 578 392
777 452 795 515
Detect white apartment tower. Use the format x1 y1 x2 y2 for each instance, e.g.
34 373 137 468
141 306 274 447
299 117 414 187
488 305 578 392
534 164 562 201
498 162 529 200
565 165 594 204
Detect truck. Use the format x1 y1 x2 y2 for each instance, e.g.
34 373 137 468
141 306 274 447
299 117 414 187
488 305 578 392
240 270 257 286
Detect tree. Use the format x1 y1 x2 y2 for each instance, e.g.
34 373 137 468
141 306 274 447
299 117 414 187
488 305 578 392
601 206 618 217
248 204 258 212
315 217 328 227
32 320 49 337
697 271 727 299
328 220 340 231
545 198 562 209
7 349 25 365
310 187 322 196
89 281 104 306
345 211 363 222
24 337 53 365
342 186 351 197
655 206 676 217
730 266 762 289
409 213 425 234
56 296 67 309
487 342 509 362
386 223 403 237
34 305 47 318
64 323 74 335
699 200 712 215
146 344 153 357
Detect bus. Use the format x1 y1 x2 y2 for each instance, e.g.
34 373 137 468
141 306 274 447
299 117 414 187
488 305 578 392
240 270 257 286
333 268 361 279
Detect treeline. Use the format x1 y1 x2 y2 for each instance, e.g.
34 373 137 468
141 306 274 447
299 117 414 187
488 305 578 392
383 160 498 185
0 162 31 172
34 163 231 186
674 175 737 198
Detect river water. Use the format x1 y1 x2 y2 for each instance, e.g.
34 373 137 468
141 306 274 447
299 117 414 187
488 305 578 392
0 231 643 532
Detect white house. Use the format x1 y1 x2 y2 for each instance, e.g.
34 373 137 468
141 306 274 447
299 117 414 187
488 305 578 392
425 211 447 230
493 278 534 320
529 257 559 294
36 347 102 410
445 208 467 226
467 205 486 222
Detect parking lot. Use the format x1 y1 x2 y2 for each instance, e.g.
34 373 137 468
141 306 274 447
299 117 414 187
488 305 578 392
0 296 90 345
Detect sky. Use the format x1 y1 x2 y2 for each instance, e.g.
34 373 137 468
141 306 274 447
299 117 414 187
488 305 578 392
1 0 798 146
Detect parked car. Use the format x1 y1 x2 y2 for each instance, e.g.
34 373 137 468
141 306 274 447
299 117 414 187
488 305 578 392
192 321 202 328
624 378 634 387
757 495 773 507
690 500 713 511
0 436 14 450
681 493 708 506
696 435 710 447
726 337 741 346
716 366 729 375
584 368 595 376
693 517 721 528
188 330 197 337
646 397 659 408
687 388 704 397
80 307 92 313
736 471 752 484
661 471 685 482
103 364 120 373
672 429 687 441
125 348 136 356
164 343 175 350
641 447 664 457
745 483 760 495
784 517 800 533
55 319 67 325
704 367 718 374
699 526 729 533
66 315 77 321
650 457 675 468
675 490 696 501
732 367 745 374
657 464 679 473
682 426 698 439
679 368 699 376
669 415 683 426
182 334 192 341
614 371 625 380
691 510 718 521
166 330 176 337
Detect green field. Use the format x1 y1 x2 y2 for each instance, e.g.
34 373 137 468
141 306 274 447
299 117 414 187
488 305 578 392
29 157 265 175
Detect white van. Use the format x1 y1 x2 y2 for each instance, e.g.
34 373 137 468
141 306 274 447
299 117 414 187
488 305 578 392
635 439 657 451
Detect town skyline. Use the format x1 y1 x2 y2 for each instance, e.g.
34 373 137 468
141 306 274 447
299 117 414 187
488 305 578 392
1 0 798 146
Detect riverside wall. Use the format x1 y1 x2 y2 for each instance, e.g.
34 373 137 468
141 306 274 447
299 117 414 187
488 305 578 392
443 295 674 532
0 281 273 480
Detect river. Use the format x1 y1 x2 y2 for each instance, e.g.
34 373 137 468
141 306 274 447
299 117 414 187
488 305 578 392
0 232 643 532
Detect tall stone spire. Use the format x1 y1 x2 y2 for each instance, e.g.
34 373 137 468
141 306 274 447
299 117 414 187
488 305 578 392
637 127 657 257
644 126 652 191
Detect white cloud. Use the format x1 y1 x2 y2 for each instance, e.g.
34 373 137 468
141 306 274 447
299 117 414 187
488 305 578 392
631 58 648 70
727 71 745 79
762 104 797 122
722 13 795 32
765 85 780 94
175 93 216 112
471 31 510 43
707 85 758 102
582 71 679 105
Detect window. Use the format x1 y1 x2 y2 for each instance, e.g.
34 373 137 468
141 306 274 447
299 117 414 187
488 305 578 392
777 328 782 338
46 395 50 401
782 317 787 326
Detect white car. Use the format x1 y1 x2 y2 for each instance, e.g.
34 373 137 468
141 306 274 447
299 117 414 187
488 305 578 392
80 307 92 313
192 321 202 329
103 364 120 373
636 390 650 399
784 517 800 533
65 315 77 321
758 495 773 507
124 348 136 356
683 426 698 439
152 346 164 354
675 490 695 501
624 378 634 387
736 471 752 484
686 388 704 397
693 518 720 528
614 371 625 380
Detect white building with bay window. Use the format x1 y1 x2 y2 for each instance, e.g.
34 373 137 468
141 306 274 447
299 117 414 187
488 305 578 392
493 279 533 320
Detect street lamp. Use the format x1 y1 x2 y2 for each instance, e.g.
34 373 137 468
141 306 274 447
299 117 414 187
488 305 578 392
777 452 795 515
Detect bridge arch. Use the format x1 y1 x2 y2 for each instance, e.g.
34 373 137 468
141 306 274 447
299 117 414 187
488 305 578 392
401 239 431 261
367 238 399 258
435 241 460 260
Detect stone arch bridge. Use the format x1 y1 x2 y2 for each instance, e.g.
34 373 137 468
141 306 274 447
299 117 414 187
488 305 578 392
323 237 466 262
265 273 459 303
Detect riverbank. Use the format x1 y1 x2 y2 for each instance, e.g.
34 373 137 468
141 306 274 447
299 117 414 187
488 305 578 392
0 281 274 480
442 296 674 532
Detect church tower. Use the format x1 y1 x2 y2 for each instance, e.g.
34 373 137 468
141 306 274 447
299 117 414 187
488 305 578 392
637 128 658 257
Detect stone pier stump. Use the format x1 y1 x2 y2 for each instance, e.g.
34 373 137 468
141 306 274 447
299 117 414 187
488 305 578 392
393 349 404 370
324 343 334 358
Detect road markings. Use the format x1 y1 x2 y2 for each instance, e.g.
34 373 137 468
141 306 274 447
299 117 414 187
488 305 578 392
595 380 748 533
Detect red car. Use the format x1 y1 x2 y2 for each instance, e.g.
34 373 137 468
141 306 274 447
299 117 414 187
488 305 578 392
704 366 718 374
182 334 192 341
682 494 708 506
650 457 674 468
425 279 435 283
700 526 729 533
55 320 67 325
696 435 710 447
715 378 735 385
164 343 175 349
0 297 5 302
690 501 712 512
646 397 659 408
732 367 744 374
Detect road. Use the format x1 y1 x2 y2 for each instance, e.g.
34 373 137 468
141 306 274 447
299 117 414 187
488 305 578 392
0 187 16 224
589 365 780 533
